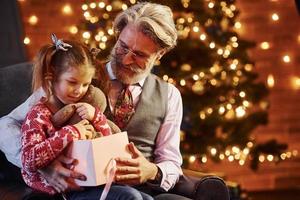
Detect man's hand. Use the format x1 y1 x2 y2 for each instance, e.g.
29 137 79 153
115 142 158 185
38 154 86 193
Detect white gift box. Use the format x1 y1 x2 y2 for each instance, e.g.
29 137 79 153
66 132 131 186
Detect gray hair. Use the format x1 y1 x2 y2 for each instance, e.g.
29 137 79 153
113 2 177 52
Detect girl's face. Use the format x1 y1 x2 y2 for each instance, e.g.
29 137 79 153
53 66 94 104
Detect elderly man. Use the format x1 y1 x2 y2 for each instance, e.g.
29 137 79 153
0 2 229 200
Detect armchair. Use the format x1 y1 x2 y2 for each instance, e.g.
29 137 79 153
0 62 230 200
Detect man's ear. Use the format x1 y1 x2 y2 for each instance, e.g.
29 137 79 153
156 49 167 61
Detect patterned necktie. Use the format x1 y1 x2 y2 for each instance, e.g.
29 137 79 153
113 84 135 129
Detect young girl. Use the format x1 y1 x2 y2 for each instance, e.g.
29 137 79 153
21 34 153 200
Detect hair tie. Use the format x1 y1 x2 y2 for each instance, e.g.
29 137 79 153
51 33 72 51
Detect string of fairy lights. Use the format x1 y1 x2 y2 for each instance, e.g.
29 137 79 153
19 0 299 166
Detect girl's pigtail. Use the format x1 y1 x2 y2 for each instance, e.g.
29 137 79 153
32 44 56 100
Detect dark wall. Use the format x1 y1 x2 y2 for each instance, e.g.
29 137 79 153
0 0 27 68
296 0 300 15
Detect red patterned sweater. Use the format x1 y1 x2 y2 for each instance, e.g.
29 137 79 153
21 100 111 194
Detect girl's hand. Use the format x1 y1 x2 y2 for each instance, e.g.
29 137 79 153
75 103 95 121
73 119 93 140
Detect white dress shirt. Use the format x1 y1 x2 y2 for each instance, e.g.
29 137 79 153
106 63 183 191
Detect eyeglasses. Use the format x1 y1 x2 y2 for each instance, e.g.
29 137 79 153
116 40 153 64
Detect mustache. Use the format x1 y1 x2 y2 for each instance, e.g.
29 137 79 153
110 53 142 73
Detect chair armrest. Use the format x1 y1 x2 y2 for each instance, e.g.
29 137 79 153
169 169 230 200
194 176 230 200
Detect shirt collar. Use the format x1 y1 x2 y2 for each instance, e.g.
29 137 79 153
106 62 146 87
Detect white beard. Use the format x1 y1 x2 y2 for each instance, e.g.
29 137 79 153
110 49 155 84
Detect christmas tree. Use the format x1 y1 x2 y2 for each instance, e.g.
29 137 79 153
75 0 287 170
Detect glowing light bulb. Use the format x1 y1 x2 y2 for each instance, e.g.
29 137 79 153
89 2 96 9
181 64 191 71
283 55 291 63
247 141 253 148
219 106 225 115
232 42 238 48
244 64 253 71
28 15 38 25
98 2 105 8
232 146 240 154
84 11 91 19
230 63 237 70
219 154 225 160
234 22 242 29
217 49 223 55
193 74 199 81
280 153 286 160
243 148 250 155
101 36 108 42
231 36 238 42
199 72 205 77
243 100 250 107
189 155 196 163
99 43 106 49
163 75 169 81
292 150 298 156
226 104 232 110
180 79 186 86
82 31 91 39
207 107 213 114
267 154 274 161
291 76 300 89
108 29 114 35
106 5 112 11
208 2 214 8
239 160 245 165
259 155 265 162
69 26 78 34
210 79 217 86
24 37 30 45
199 111 206 120
193 26 199 32
168 78 175 84
230 5 236 11
200 34 206 41
228 155 234 162
122 4 128 10
260 42 270 50
236 106 246 118
267 74 275 88
239 91 246 98
210 148 217 156
82 4 88 10
271 13 279 21
62 4 72 15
